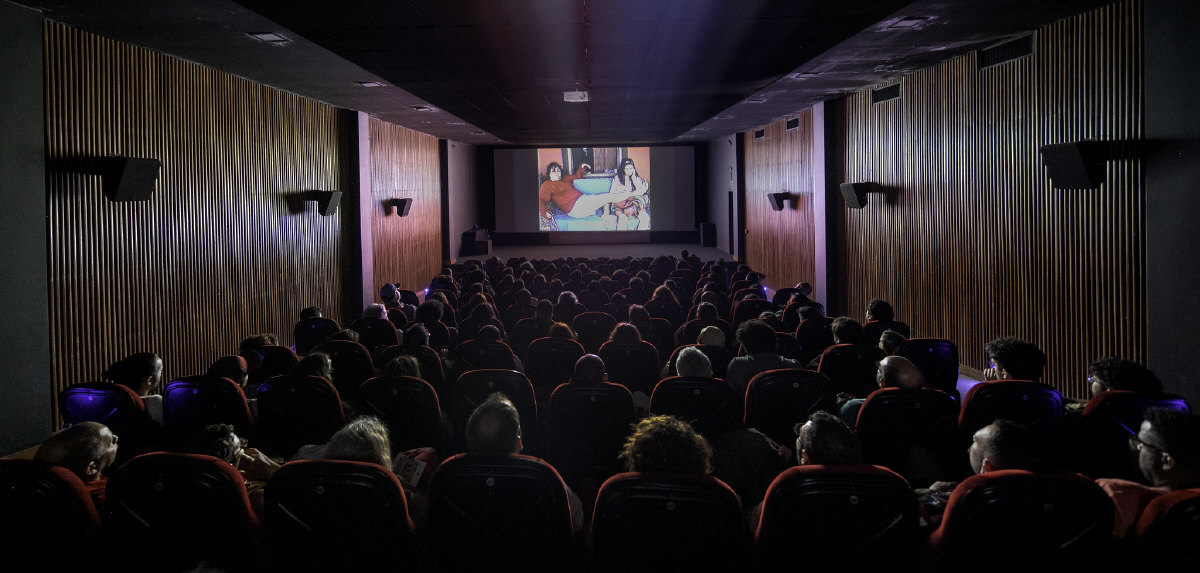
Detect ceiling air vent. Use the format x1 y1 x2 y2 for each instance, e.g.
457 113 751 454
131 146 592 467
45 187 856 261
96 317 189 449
872 83 900 104
979 34 1034 70
753 129 766 140
785 117 800 131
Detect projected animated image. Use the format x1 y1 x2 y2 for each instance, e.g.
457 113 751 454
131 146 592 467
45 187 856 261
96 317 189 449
537 147 651 231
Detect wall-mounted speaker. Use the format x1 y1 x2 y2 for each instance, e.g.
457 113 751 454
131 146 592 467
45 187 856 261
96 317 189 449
768 192 790 211
840 182 871 209
394 198 412 216
1040 142 1104 189
315 191 341 216
103 157 161 202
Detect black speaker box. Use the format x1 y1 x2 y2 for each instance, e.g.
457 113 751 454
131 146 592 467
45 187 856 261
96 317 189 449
840 182 871 209
768 192 790 211
103 158 161 202
316 191 341 216
1040 142 1104 189
394 198 413 217
699 222 717 247
461 230 491 256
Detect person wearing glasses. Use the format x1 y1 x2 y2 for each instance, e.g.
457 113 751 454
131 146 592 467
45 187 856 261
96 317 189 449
1097 408 1200 538
182 423 280 516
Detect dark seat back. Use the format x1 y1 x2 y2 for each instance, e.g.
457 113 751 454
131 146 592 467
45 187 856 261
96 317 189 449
598 340 662 396
1074 391 1191 480
525 337 586 404
860 319 911 345
744 369 836 446
634 317 676 363
1135 488 1200 573
0 459 103 571
928 470 1115 573
312 339 377 402
255 374 346 459
795 317 834 364
427 454 575 571
379 344 447 394
592 472 747 572
959 380 1064 438
893 338 960 400
293 316 340 355
817 343 888 398
756 464 920 572
730 299 777 330
650 376 741 440
572 311 618 354
349 317 400 351
356 375 446 453
450 339 518 374
243 345 299 388
543 382 636 490
162 375 255 446
58 381 159 462
855 388 965 482
263 459 416 572
105 452 261 573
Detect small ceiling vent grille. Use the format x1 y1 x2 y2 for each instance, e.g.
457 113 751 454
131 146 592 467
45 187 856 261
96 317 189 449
979 35 1034 70
785 118 800 131
753 129 766 140
872 83 900 104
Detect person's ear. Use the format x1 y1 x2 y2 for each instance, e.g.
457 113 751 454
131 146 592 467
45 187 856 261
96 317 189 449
981 458 995 474
800 450 811 466
84 459 101 479
1161 453 1176 472
514 435 524 454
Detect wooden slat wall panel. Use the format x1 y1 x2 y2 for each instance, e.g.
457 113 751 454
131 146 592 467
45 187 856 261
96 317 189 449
744 111 817 293
367 118 441 294
836 0 1143 398
44 23 344 417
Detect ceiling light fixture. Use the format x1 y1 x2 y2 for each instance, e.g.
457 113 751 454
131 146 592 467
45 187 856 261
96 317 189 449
410 105 436 112
563 90 590 103
888 16 929 29
355 81 384 88
787 72 818 81
746 98 767 104
714 115 735 120
246 32 290 45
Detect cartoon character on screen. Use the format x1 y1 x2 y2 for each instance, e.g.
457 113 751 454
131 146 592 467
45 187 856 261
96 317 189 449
606 157 650 230
539 161 644 230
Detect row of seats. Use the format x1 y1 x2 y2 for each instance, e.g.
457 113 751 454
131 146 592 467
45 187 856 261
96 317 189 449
5 453 1198 573
58 356 1192 492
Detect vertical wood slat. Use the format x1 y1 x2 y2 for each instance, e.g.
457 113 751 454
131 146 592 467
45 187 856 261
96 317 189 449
368 118 442 295
743 111 817 295
44 22 345 421
834 0 1143 399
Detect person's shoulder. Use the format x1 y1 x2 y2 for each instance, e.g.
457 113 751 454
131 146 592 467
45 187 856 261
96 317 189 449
1096 477 1157 494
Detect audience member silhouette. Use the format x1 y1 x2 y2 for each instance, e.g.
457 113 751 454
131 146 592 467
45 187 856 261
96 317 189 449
34 421 119 509
103 352 165 425
725 320 802 399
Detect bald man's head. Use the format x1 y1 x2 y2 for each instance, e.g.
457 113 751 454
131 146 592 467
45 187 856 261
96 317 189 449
35 422 119 482
876 356 924 390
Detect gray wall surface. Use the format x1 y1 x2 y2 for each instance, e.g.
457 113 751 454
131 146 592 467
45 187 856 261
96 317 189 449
0 0 52 453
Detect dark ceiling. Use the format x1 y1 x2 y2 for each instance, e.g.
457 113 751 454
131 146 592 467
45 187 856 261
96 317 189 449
18 0 1117 145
